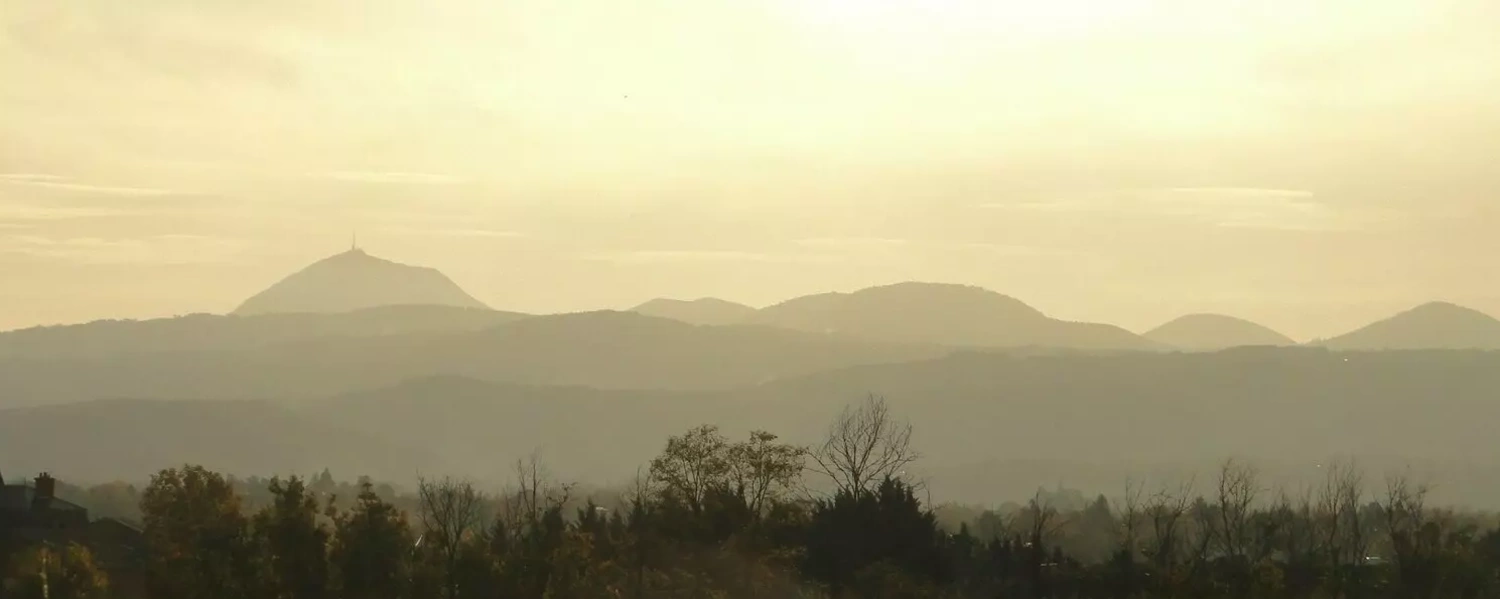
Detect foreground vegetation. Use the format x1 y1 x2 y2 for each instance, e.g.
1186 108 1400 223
7 396 1500 598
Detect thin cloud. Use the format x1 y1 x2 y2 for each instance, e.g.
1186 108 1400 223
1139 187 1340 230
582 250 843 265
1162 187 1315 198
2 234 248 265
0 175 179 196
0 173 67 183
979 187 1378 231
978 199 1101 213
322 171 466 185
0 203 134 221
955 242 1080 257
795 237 911 248
375 225 528 239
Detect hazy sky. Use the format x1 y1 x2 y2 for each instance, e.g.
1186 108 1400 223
3 0 1499 338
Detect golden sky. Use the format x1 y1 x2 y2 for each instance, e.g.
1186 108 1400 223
2 0 1499 338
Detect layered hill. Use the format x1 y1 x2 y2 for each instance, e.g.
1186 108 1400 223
11 348 1500 504
0 305 527 358
234 249 488 315
1144 314 1295 351
0 398 435 483
1317 302 1500 350
746 282 1160 350
0 311 947 407
631 298 757 326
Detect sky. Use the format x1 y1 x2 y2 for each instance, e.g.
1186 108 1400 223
2 0 1499 339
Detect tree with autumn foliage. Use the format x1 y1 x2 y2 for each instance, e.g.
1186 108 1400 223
140 465 258 599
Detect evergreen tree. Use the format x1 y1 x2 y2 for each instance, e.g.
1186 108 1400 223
330 481 415 599
251 476 330 599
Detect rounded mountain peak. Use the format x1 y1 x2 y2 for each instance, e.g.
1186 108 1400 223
1403 301 1489 319
631 297 757 326
234 249 488 315
1144 313 1295 351
746 281 1063 346
1319 301 1500 350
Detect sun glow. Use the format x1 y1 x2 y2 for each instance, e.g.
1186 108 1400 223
776 0 1174 78
787 0 1163 38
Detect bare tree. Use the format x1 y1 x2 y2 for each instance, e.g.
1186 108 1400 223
503 452 573 534
1118 477 1146 563
417 476 485 599
727 430 806 519
808 394 919 497
1380 471 1433 592
1214 459 1262 562
1188 496 1216 575
1286 486 1318 567
1144 478 1196 573
1315 459 1367 569
1252 486 1294 564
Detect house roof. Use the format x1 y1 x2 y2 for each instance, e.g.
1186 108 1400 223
92 516 144 533
0 485 34 511
0 485 87 513
38 495 88 512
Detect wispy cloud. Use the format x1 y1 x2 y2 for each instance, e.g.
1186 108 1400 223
322 171 465 185
581 250 843 265
954 242 1080 257
979 199 1101 213
0 174 179 196
979 187 1381 231
794 237 911 248
374 225 527 239
1 234 248 265
1161 187 1314 199
0 174 67 183
0 203 133 221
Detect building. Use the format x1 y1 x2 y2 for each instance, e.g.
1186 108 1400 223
1 472 95 544
1 471 146 597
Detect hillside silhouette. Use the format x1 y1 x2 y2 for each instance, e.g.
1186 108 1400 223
0 305 526 358
1317 301 1500 350
630 297 757 325
1143 313 1296 350
0 398 434 483
11 348 1500 504
746 282 1161 350
0 311 947 406
234 248 488 315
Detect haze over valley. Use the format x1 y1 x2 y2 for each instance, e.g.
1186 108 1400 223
5 248 1500 506
5 2 1500 596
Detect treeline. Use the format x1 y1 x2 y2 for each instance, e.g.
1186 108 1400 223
9 396 1500 598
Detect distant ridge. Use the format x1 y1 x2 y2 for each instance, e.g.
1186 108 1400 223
1317 302 1500 350
0 305 528 359
631 297 757 326
745 282 1159 350
235 248 488 315
1144 314 1295 351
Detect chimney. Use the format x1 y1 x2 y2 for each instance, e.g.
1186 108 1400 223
34 472 55 500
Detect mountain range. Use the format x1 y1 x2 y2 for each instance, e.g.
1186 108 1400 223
8 249 1497 355
6 248 1500 503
